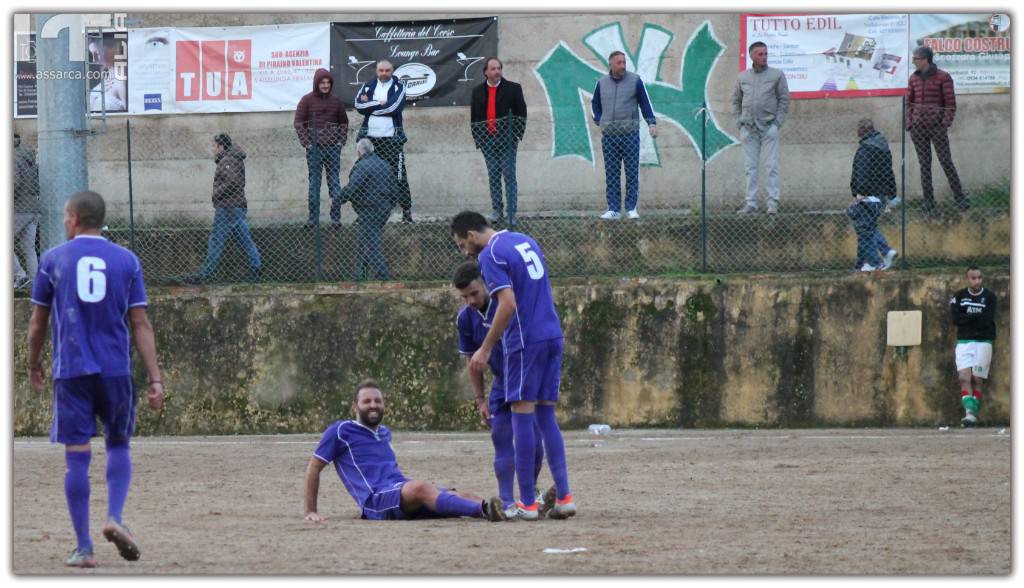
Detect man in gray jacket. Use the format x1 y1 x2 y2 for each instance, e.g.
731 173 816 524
337 139 398 280
591 51 657 220
13 133 41 289
732 41 790 215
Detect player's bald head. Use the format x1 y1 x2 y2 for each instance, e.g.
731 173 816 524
66 191 106 229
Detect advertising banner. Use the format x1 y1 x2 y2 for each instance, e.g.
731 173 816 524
127 22 330 114
331 17 498 107
910 13 1011 94
741 14 911 99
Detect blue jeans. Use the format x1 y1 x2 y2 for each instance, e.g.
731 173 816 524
483 142 518 219
354 206 391 280
198 207 262 279
601 132 640 212
306 143 342 223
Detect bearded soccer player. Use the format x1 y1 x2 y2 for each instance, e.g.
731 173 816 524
450 211 575 521
27 191 165 568
949 267 998 427
304 380 507 521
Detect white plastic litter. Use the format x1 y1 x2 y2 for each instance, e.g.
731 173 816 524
938 426 949 431
543 547 588 554
998 428 1006 435
588 424 611 435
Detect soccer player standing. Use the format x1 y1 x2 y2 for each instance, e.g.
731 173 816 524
452 260 545 518
450 211 575 520
949 266 997 427
26 191 164 568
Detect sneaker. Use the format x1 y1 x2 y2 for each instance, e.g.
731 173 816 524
860 264 877 272
880 249 898 271
736 204 758 215
485 496 508 522
549 494 577 520
961 411 977 428
515 501 540 521
13 276 31 289
247 266 263 283
507 214 518 229
888 196 902 208
102 519 141 561
402 210 413 223
957 198 971 211
766 202 779 215
65 547 97 568
626 209 640 219
599 210 621 220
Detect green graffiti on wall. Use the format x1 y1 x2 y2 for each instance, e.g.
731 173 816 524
534 21 736 166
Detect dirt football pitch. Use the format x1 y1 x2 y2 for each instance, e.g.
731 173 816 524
12 428 1010 575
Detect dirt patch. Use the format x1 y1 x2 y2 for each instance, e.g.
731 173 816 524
12 428 1011 575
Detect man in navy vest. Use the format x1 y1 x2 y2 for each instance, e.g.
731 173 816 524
591 51 657 220
355 60 413 223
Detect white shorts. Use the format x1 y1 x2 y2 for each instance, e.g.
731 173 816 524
955 342 993 379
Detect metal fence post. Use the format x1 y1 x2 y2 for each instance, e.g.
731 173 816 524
311 111 323 281
700 101 708 273
900 95 907 269
126 119 136 252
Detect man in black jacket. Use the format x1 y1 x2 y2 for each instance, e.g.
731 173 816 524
949 266 998 427
470 57 527 227
849 119 899 271
336 139 398 281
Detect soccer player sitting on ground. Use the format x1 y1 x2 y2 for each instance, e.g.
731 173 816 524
949 266 998 427
453 260 546 519
303 380 508 521
26 190 165 568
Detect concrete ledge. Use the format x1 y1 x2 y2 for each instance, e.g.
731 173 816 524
12 269 1009 435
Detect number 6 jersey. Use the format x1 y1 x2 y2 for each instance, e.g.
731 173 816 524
477 230 563 353
31 235 148 379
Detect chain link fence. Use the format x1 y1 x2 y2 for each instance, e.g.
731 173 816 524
12 97 1010 288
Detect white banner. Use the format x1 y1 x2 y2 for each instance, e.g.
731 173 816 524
128 22 330 114
742 14 911 99
910 13 1011 95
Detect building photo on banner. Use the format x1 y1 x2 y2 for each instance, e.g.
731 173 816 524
8 8 1013 577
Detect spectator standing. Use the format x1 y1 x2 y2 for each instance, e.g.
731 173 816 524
295 68 349 226
849 119 899 271
470 57 527 227
591 51 657 220
185 134 262 284
907 45 968 212
355 60 413 223
336 139 397 281
13 132 41 289
732 41 790 215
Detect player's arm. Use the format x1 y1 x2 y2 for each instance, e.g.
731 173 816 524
26 305 51 391
470 288 516 376
950 295 971 326
465 357 490 425
128 307 164 411
304 456 329 521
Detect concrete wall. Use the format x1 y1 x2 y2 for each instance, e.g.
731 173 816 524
12 270 1010 435
13 12 1012 223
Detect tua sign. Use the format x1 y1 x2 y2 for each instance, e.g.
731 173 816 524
176 40 252 101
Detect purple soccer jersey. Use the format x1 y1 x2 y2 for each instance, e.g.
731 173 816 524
30 236 148 379
456 299 505 394
313 420 408 510
476 230 563 353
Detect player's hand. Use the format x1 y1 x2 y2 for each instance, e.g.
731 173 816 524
649 124 658 138
29 364 46 391
469 347 490 377
147 382 165 411
305 511 326 522
475 397 491 427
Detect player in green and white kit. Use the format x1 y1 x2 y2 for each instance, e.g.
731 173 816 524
949 267 997 427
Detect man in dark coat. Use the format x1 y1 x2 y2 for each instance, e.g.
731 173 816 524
470 57 527 227
337 139 398 280
295 68 349 226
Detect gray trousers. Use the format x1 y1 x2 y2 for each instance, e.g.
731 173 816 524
740 124 781 208
13 212 39 280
